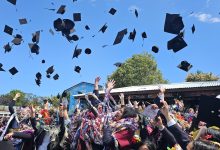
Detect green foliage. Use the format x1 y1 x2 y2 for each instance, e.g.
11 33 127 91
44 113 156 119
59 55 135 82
108 52 168 88
186 70 219 82
50 96 60 108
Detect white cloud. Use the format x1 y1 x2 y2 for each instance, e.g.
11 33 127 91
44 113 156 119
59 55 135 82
190 12 220 23
128 5 141 12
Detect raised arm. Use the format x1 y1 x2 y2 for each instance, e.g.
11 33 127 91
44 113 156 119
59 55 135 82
9 93 20 115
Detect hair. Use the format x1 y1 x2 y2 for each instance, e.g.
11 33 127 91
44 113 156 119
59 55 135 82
192 140 220 150
133 140 156 150
121 107 137 119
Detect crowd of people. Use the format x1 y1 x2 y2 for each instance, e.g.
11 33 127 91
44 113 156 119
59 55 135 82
0 77 220 150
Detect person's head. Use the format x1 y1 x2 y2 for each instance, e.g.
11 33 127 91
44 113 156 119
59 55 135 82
138 140 156 150
187 140 220 150
188 108 195 114
97 103 103 114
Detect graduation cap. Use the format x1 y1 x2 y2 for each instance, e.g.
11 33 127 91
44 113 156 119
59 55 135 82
114 62 123 67
12 34 23 45
19 18 28 25
85 25 90 30
191 24 195 34
28 43 40 55
152 46 159 53
0 141 15 150
142 32 147 39
62 90 67 98
57 93 60 99
41 59 45 64
53 74 59 80
36 72 42 80
113 28 128 45
35 79 41 86
85 48 91 54
53 18 75 36
72 45 82 58
134 9 138 18
9 67 18 75
66 34 79 41
74 66 81 73
197 95 220 127
128 29 136 42
4 42 12 53
99 23 108 33
7 0 16 5
46 74 51 78
167 35 187 52
4 25 13 35
46 66 54 75
177 61 192 72
57 5 66 14
109 8 117 15
0 63 5 71
164 13 184 35
73 13 81 21
32 31 40 44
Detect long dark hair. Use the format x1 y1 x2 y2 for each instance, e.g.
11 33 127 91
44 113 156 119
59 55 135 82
121 107 137 119
192 140 220 150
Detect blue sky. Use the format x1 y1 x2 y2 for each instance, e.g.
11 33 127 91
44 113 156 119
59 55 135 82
0 0 220 96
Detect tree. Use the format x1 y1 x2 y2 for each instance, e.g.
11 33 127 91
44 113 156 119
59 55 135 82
108 52 168 88
185 70 219 82
0 90 28 106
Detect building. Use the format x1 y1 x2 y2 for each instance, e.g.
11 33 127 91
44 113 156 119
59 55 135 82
65 82 103 112
73 81 220 107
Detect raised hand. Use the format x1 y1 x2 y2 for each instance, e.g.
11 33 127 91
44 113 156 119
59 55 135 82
95 77 101 85
107 79 116 91
13 92 21 101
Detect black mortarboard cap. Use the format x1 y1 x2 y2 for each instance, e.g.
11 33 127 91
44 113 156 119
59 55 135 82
57 5 66 14
197 95 220 126
74 66 81 73
19 18 27 25
109 8 117 15
53 18 63 31
73 13 81 21
128 29 136 42
32 31 40 44
152 46 159 53
35 79 41 86
99 23 108 33
46 66 54 74
36 72 42 80
114 62 123 67
113 28 127 45
7 0 16 5
85 48 91 54
62 19 75 35
85 25 90 30
12 34 23 45
4 42 12 53
62 90 67 98
53 74 59 80
9 67 18 75
4 25 13 35
46 74 51 78
164 13 184 34
72 45 82 58
57 93 60 99
42 59 45 64
192 24 195 34
0 141 15 150
28 43 40 55
135 9 138 18
177 61 192 72
71 35 79 41
0 63 5 71
142 32 147 39
167 35 187 52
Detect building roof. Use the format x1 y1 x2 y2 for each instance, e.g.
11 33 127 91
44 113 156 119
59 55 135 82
66 82 103 92
73 81 220 97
